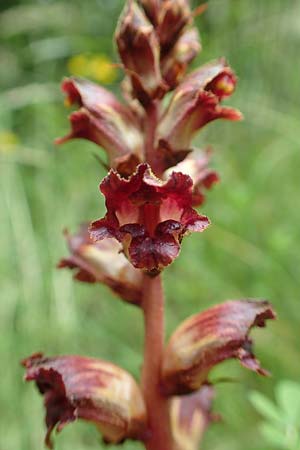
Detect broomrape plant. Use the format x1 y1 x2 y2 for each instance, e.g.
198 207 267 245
22 1 276 449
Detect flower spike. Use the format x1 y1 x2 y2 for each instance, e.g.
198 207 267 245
58 224 143 305
161 300 276 395
90 163 210 275
22 353 147 447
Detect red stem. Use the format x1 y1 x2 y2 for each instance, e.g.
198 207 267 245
144 101 163 177
141 101 174 449
141 274 174 450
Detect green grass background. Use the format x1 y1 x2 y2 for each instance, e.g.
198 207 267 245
0 0 299 449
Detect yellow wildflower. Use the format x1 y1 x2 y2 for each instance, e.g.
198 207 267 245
0 130 19 153
67 54 118 84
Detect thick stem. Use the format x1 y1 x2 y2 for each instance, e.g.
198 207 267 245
144 101 163 177
141 274 174 450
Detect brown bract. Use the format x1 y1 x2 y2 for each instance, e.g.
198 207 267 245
115 1 167 106
171 385 216 450
89 163 210 275
165 149 219 207
22 353 147 447
55 77 143 176
58 224 143 305
161 300 276 395
157 59 242 167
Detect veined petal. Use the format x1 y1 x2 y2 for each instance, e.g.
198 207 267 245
157 59 242 158
58 224 143 305
90 163 210 273
162 300 276 395
171 385 216 450
56 77 143 175
22 353 147 447
115 0 166 105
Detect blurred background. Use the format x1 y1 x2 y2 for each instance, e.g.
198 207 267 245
1 0 299 449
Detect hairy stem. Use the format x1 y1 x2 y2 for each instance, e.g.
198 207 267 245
141 274 174 450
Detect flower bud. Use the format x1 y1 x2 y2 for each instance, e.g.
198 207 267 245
161 300 276 395
115 0 166 105
22 353 147 447
55 77 143 176
58 224 142 305
157 0 192 53
162 27 201 89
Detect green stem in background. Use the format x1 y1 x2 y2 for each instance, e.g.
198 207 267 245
141 274 174 450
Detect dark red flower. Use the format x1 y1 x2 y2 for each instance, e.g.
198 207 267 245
165 149 220 206
157 59 242 168
55 77 143 176
22 353 147 447
161 300 276 395
58 224 142 305
90 163 210 275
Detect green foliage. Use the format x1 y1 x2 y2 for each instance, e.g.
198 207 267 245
0 0 299 449
250 380 300 450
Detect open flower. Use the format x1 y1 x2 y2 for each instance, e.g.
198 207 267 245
22 353 147 447
171 385 216 450
90 163 209 275
165 149 219 206
161 300 276 395
157 59 242 168
58 224 143 305
115 0 166 105
55 77 143 176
